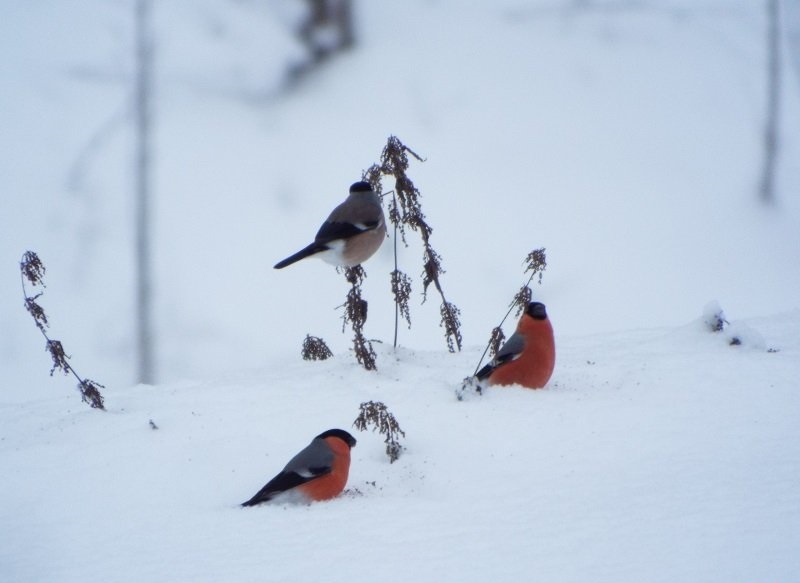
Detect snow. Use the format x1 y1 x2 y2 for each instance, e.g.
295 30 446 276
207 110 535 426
1 1 799 581
2 314 799 582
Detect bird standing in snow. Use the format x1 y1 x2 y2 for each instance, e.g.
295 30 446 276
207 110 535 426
274 181 386 269
241 429 357 506
475 302 555 389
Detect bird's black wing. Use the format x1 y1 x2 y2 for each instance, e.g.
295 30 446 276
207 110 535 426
242 438 335 506
241 466 330 507
475 362 495 380
314 219 381 245
475 332 526 380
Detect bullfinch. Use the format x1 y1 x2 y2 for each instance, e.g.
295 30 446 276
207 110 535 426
475 302 555 389
274 181 386 269
241 428 357 506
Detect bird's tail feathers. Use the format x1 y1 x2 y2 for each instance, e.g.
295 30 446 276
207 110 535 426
274 242 327 269
475 363 495 380
241 488 277 506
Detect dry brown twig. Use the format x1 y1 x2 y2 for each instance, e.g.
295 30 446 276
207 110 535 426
20 251 106 410
363 135 463 354
472 248 548 376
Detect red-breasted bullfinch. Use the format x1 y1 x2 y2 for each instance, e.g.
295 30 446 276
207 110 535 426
475 302 555 389
241 429 357 506
274 181 386 269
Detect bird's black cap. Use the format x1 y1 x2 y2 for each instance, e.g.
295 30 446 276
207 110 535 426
316 428 357 448
526 302 548 320
350 181 373 193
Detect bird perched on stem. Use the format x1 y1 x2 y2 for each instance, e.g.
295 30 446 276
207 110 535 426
274 181 386 269
475 302 555 389
241 429 357 506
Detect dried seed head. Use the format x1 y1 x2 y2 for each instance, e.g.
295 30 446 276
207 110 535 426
488 326 506 359
440 301 462 353
511 285 532 318
21 251 46 287
341 266 376 370
301 335 333 361
391 269 412 329
353 401 406 463
46 339 70 376
24 296 49 332
80 379 106 410
524 248 547 284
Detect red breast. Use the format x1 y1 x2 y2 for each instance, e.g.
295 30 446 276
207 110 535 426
297 436 352 501
489 315 555 389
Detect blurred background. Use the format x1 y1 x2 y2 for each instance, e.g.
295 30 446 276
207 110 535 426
2 0 799 396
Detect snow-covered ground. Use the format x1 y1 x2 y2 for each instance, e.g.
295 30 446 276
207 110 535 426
2 312 798 582
1 1 799 581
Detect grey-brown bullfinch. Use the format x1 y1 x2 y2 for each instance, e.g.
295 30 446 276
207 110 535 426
274 181 385 269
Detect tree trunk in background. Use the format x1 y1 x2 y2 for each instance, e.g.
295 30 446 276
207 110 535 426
786 0 800 88
760 0 781 204
289 0 354 84
135 0 155 384
300 0 354 58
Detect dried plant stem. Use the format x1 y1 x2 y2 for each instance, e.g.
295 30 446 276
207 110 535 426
19 251 106 410
393 191 399 348
472 248 547 376
341 266 377 370
472 274 535 376
473 308 522 376
388 189 414 350
366 135 461 353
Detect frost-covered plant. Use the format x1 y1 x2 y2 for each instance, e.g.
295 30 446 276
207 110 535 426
701 301 776 351
353 400 405 463
20 251 106 410
702 300 728 333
